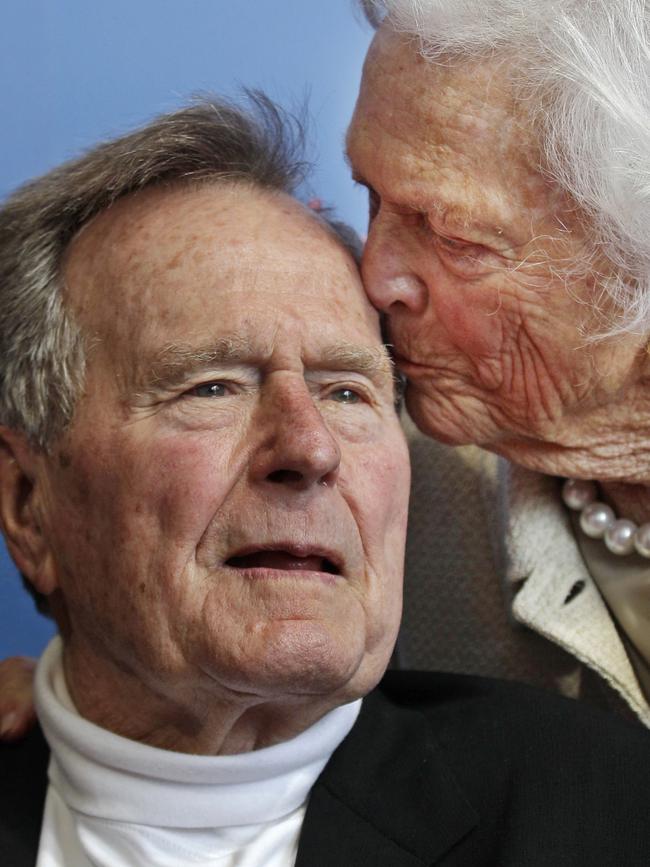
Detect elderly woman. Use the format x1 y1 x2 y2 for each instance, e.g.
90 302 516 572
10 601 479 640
346 0 650 723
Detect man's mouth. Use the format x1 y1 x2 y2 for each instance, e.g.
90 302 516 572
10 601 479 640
225 548 341 576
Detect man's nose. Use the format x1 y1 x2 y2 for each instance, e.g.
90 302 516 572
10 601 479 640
362 216 428 314
251 387 341 490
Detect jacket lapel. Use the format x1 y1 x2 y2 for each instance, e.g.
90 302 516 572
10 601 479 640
0 724 49 867
295 687 478 866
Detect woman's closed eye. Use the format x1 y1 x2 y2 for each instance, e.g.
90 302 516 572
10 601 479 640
436 233 487 257
431 231 505 276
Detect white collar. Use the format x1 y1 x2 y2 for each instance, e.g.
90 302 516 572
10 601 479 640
35 637 361 828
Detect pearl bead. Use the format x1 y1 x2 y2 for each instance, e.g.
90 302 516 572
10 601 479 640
579 501 615 539
634 523 650 558
564 478 650 557
562 479 597 511
605 519 637 555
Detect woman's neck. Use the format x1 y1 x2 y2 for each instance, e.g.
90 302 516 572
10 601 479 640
599 481 650 527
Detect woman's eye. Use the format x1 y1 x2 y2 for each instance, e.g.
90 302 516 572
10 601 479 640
439 235 469 252
431 231 496 274
186 382 229 398
436 234 486 257
329 387 363 404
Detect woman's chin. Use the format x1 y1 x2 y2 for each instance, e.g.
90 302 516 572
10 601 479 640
405 388 487 447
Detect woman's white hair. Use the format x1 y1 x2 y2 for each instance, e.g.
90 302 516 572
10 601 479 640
362 0 650 337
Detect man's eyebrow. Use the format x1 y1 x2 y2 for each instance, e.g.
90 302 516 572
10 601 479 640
133 337 256 395
315 344 395 383
130 339 395 398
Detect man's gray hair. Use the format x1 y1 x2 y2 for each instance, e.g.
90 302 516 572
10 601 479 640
361 0 650 337
0 93 359 451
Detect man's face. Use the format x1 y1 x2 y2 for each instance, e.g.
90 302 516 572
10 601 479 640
347 27 645 475
32 184 409 713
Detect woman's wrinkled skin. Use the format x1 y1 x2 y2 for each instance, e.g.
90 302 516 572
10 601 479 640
347 27 650 497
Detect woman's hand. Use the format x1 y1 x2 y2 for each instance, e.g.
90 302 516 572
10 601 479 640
0 656 37 741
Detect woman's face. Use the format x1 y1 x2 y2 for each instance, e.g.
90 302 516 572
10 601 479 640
347 26 648 478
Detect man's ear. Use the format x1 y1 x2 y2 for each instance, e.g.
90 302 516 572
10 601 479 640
0 428 58 597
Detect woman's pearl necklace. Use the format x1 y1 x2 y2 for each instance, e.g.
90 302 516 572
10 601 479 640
562 479 650 558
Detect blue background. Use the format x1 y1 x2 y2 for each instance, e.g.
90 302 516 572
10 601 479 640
0 0 373 657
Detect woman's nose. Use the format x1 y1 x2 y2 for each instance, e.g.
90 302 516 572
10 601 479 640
361 217 428 315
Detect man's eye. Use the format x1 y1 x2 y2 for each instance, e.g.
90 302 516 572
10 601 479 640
186 382 229 398
329 387 363 404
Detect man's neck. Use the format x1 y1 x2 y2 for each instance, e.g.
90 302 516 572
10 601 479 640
61 638 352 755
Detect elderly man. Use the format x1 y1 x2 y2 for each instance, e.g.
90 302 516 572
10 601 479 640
2 97 650 867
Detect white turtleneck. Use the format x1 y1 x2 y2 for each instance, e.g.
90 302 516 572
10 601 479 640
34 637 361 867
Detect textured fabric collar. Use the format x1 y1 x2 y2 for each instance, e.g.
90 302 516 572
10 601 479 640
489 455 650 723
